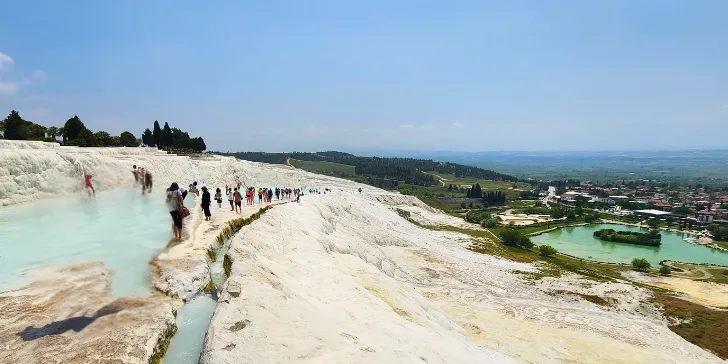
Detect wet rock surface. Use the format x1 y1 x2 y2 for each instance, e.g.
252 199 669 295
0 263 175 364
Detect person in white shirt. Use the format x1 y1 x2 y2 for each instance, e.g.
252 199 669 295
190 181 200 196
178 185 187 200
227 188 234 211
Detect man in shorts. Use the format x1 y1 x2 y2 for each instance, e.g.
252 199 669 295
233 187 243 213
227 188 234 211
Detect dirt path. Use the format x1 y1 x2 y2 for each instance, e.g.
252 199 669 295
423 171 446 186
663 261 712 280
285 157 295 168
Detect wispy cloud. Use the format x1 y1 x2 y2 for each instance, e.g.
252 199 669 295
452 121 464 128
399 124 436 130
0 52 46 95
0 81 20 95
0 52 13 71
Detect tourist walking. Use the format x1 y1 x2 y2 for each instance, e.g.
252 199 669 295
215 188 223 208
201 186 211 221
233 187 243 213
267 188 273 203
190 181 200 197
227 188 234 211
166 182 184 241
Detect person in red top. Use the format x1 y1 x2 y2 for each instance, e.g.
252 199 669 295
84 173 95 197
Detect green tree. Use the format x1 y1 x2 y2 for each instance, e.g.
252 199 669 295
646 218 659 228
2 110 30 140
672 206 691 215
659 266 671 276
631 258 651 272
460 202 466 209
499 229 534 249
162 122 173 149
27 122 47 139
94 131 113 146
153 120 162 148
78 128 96 147
189 137 207 152
480 218 498 228
519 190 534 199
142 128 153 146
584 214 599 223
63 115 86 141
119 131 137 147
550 207 566 219
539 245 558 257
566 210 577 221
46 126 60 139
171 127 190 148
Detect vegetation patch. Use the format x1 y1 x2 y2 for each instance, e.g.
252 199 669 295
223 254 233 277
289 159 357 178
148 321 178 364
594 229 662 247
652 291 728 359
548 289 611 307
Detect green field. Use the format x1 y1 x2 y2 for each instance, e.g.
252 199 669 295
290 159 357 178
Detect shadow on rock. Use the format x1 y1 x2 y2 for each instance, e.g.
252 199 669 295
17 300 129 341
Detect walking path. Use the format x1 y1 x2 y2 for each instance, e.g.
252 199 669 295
152 196 292 299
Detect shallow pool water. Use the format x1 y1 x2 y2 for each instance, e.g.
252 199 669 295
162 295 218 364
531 224 728 266
0 188 194 296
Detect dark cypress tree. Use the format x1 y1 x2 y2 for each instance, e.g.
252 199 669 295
142 128 153 146
162 122 173 150
153 120 162 148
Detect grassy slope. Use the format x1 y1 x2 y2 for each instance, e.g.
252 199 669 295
290 159 357 177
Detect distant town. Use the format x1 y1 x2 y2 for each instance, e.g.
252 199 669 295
549 180 728 226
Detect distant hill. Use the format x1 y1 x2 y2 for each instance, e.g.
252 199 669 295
404 150 728 186
216 151 519 189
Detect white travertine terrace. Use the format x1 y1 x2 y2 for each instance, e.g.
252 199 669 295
0 140 723 363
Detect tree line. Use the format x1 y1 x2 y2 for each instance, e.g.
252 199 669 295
219 151 520 188
141 120 206 152
0 111 205 152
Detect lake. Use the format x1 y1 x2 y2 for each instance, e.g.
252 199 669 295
531 224 728 267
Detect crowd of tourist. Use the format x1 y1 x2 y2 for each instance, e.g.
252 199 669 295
159 173 324 240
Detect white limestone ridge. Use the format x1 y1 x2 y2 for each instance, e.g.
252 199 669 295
0 140 724 363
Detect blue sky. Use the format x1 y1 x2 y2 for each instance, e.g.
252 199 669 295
1 1 726 152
